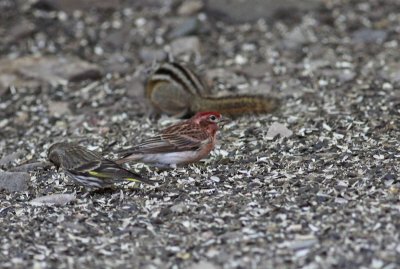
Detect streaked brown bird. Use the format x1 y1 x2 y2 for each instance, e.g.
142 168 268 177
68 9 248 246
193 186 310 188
116 111 227 168
48 142 154 188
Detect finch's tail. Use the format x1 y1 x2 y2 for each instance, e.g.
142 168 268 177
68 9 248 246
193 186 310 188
114 153 141 165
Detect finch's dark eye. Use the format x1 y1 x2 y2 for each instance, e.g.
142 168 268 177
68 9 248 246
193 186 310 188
209 115 217 121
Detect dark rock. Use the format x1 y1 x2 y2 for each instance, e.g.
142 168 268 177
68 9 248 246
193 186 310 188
352 28 388 44
170 202 189 214
380 62 400 83
4 19 37 44
178 1 204 16
189 261 220 269
102 53 133 75
286 236 318 250
139 48 167 63
205 0 321 23
102 26 132 50
34 0 121 12
320 69 356 83
169 17 199 39
48 101 71 117
9 162 52 172
0 56 102 90
0 172 30 192
170 36 202 57
282 26 316 50
316 193 331 203
383 174 396 181
0 150 26 167
238 63 272 78
125 78 146 98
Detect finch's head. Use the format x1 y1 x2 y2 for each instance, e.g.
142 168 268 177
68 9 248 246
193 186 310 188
191 111 228 135
192 111 222 124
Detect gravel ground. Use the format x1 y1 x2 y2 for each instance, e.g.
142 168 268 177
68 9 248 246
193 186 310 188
0 0 399 268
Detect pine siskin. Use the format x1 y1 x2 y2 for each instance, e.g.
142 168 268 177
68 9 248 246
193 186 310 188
48 142 154 188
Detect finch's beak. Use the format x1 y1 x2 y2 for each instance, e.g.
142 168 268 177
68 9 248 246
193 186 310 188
219 117 231 125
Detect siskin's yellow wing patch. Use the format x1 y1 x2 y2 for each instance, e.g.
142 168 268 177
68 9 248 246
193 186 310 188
89 171 142 183
88 171 107 178
126 178 142 183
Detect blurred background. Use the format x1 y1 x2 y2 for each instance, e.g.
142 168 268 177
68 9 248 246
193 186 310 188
1 0 398 137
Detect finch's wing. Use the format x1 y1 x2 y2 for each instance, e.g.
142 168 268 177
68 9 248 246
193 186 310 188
119 125 209 155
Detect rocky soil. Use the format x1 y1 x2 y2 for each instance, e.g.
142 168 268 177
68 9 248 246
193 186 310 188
0 0 399 268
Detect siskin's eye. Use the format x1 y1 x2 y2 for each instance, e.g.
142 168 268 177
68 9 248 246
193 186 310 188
209 115 217 122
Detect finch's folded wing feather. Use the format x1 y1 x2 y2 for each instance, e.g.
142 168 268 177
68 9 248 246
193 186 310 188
119 127 209 155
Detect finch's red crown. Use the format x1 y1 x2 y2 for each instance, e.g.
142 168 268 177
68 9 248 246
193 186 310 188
192 111 222 124
115 111 224 166
194 111 221 118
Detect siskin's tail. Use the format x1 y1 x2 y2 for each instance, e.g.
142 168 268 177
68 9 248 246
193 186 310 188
88 167 155 185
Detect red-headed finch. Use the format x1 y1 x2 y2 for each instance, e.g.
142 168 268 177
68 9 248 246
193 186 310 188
116 111 228 168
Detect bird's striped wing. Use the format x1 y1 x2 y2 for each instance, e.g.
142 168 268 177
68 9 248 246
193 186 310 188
119 124 209 155
61 145 102 171
84 159 154 185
